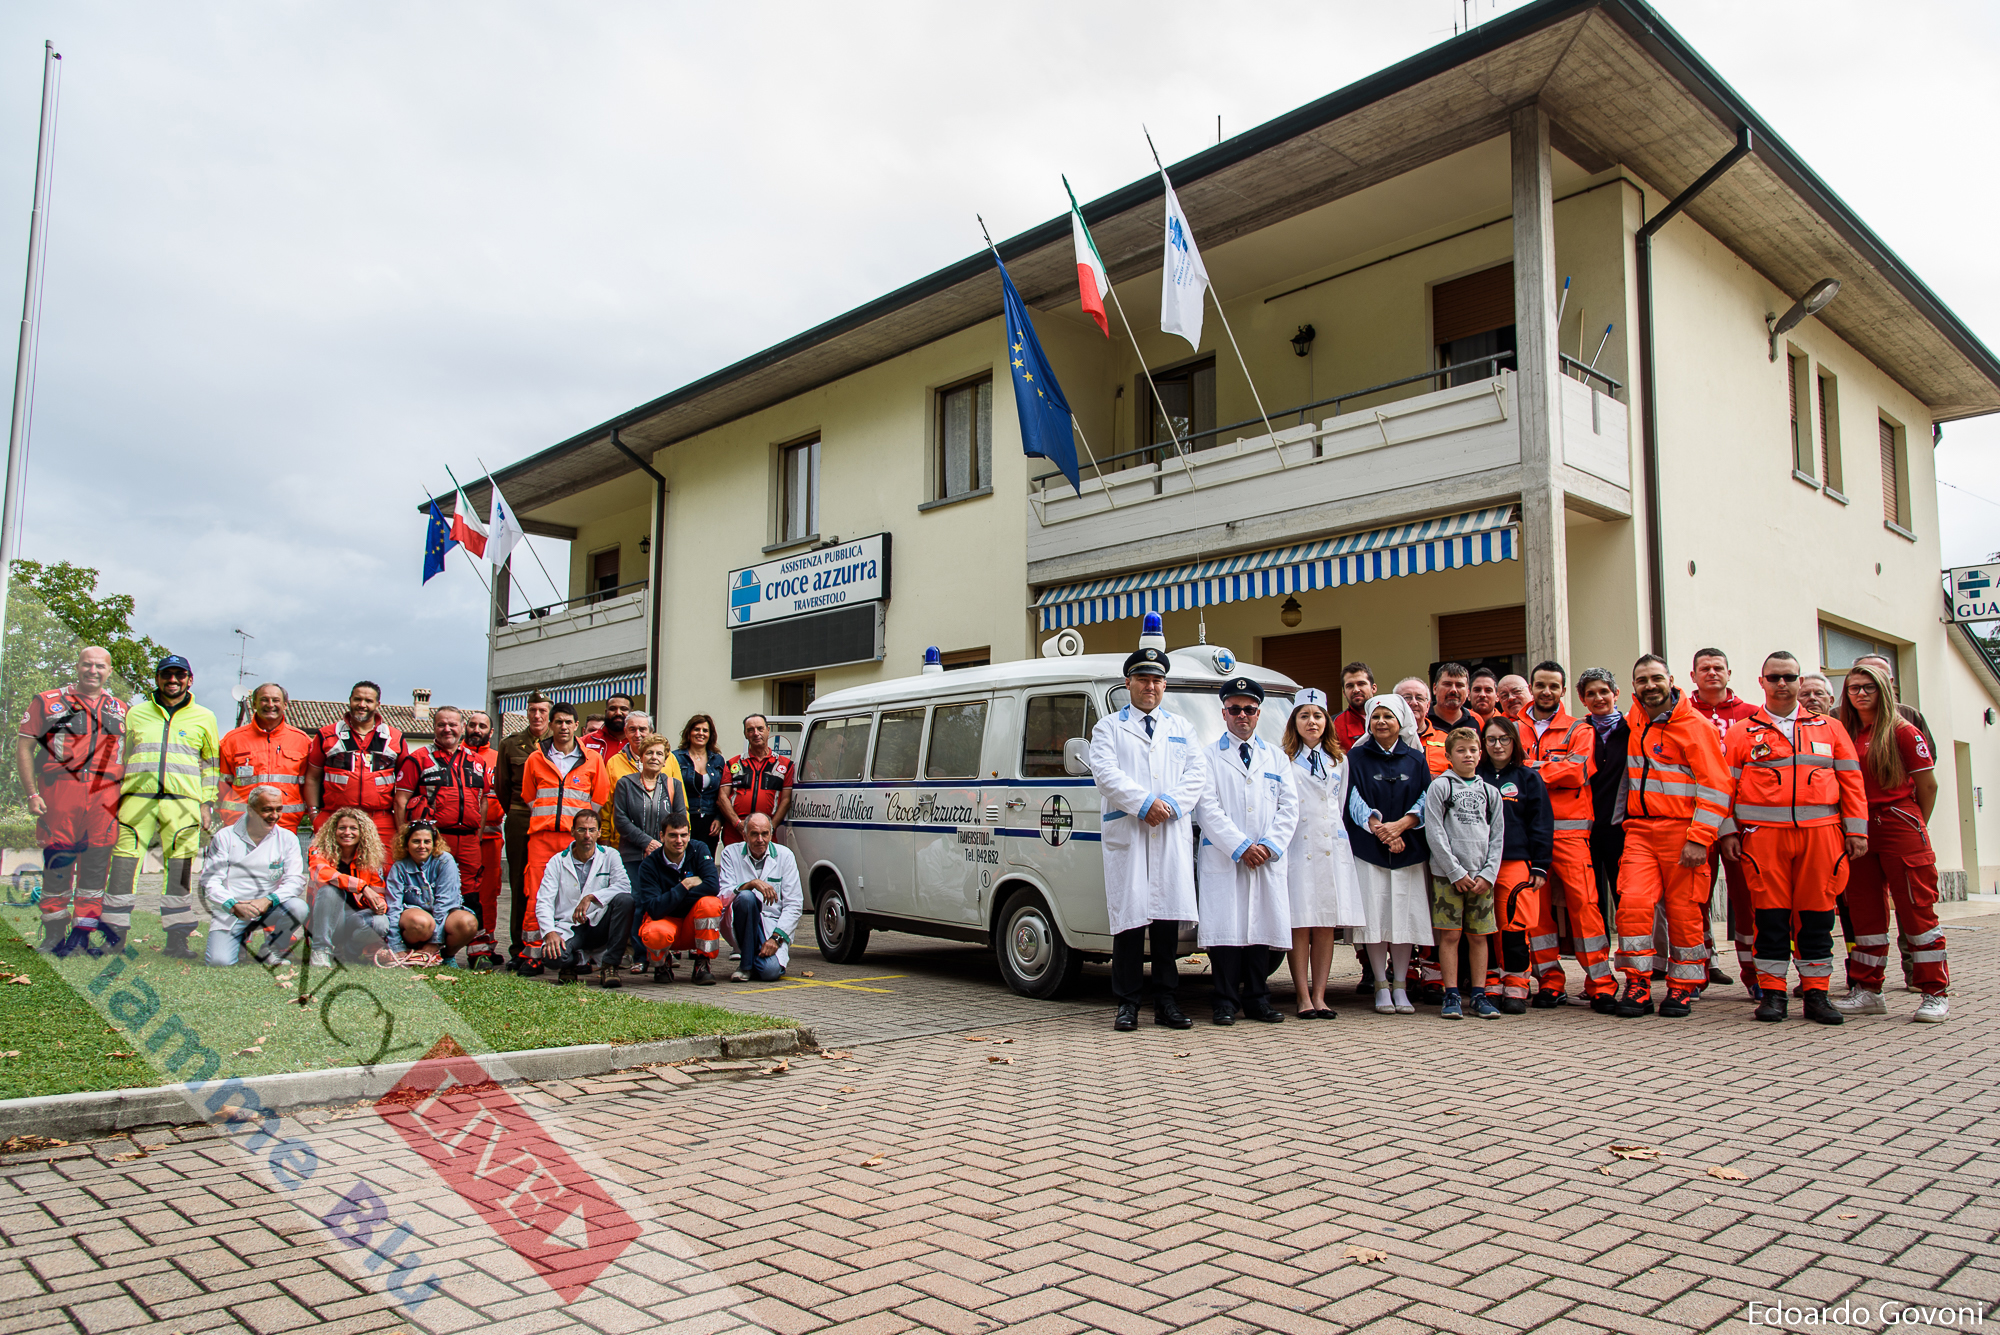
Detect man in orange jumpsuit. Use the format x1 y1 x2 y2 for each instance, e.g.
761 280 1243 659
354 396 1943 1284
464 709 505 961
1612 654 1733 1018
15 648 126 953
1521 661 1615 1009
1688 647 1760 993
217 683 311 837
1717 652 1868 1025
517 701 609 974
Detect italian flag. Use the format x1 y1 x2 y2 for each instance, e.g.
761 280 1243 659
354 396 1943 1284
450 484 488 557
1064 175 1110 338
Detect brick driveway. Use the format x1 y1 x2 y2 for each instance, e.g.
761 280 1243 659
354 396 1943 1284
2 916 1995 1334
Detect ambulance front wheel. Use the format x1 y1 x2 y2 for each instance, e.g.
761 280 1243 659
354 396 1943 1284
816 880 869 964
995 887 1082 1000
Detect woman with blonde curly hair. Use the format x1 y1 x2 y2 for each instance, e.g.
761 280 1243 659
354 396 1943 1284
307 807 389 965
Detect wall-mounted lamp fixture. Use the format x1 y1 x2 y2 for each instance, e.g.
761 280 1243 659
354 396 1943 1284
1290 324 1316 358
1279 595 1303 628
1766 278 1841 360
638 534 651 555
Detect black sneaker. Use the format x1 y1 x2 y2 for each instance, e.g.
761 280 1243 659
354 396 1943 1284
1657 991 1692 1018
1589 994 1619 1015
1530 989 1564 1009
1496 996 1529 1015
1614 983 1654 1018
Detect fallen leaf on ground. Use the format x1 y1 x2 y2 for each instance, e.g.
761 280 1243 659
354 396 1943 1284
764 1059 789 1074
986 1055 1014 1065
112 1151 144 1162
1607 1144 1659 1160
0 1052 19 1059
1838 1213 1858 1219
1166 1069 1188 1075
1594 1165 1612 1176
106 1051 136 1059
816 1050 852 1060
1706 1165 1749 1181
963 1036 989 1042
7 975 31 985
1343 1246 1388 1264
800 971 814 978
1 1136 66 1153
1172 1051 1192 1058
837 1086 856 1095
992 1038 1014 1044
430 974 458 983
861 1154 885 1168
262 1021 275 1028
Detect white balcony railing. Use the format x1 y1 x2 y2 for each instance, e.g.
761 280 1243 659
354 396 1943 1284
492 586 648 687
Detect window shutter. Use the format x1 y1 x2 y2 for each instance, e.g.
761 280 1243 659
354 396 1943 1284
1432 265 1515 346
1879 420 1900 523
1259 629 1341 702
1438 606 1526 662
1817 377 1831 483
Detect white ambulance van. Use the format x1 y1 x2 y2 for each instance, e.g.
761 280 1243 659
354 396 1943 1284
781 638 1298 998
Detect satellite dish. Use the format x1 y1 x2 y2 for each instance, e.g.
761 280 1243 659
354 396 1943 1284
231 684 251 702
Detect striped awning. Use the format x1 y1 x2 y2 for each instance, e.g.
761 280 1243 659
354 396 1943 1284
1035 506 1518 631
497 670 646 715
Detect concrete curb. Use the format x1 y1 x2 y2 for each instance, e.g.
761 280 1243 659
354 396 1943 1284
0 1026 814 1143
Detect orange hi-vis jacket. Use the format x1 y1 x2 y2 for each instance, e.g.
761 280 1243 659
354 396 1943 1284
218 719 313 830
1522 708 1596 834
472 744 504 837
521 742 610 838
1617 690 1733 848
1720 709 1867 836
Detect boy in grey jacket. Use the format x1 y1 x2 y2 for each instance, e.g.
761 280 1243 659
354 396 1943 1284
1422 727 1505 1019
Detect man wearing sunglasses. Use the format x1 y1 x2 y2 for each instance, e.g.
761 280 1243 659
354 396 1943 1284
1715 652 1868 1025
1193 678 1297 1027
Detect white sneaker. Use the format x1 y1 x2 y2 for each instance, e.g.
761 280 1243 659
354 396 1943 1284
310 948 332 968
1374 988 1395 1015
729 949 742 961
1912 994 1950 1023
1832 989 1885 1015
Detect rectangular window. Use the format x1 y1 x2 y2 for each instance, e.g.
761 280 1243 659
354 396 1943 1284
871 707 925 781
774 677 815 715
924 701 988 780
1258 628 1343 704
941 647 990 671
1820 622 1897 681
1138 356 1216 465
1787 348 1813 479
1879 417 1910 532
1021 693 1097 778
800 714 869 784
1438 606 1526 667
936 376 993 501
779 438 820 544
1816 371 1843 496
591 548 621 599
1433 263 1517 387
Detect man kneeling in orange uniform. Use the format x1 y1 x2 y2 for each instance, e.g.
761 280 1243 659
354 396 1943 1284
632 813 725 985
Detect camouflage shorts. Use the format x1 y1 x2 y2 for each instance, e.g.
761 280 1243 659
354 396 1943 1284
1429 875 1497 934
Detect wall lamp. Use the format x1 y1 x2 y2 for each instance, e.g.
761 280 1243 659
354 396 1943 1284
1767 278 1841 360
638 534 651 555
1290 324 1316 357
1279 595 1303 628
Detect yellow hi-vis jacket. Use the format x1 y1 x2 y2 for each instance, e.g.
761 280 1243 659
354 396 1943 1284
120 693 222 801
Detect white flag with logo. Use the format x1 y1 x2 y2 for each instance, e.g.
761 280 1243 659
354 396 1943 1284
1160 172 1210 350
486 481 527 572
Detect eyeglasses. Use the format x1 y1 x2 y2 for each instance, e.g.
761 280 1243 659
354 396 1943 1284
1223 705 1260 716
1848 682 1880 695
1762 673 1799 683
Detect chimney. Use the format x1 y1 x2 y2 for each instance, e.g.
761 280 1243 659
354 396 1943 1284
412 688 433 726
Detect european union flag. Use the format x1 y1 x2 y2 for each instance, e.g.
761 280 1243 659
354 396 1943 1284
996 254 1081 494
423 500 457 583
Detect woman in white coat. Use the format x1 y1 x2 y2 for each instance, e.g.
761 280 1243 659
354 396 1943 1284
1283 689 1365 1017
1192 677 1299 1025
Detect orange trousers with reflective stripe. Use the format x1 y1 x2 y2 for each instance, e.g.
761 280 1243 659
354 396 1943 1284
1481 860 1540 1001
638 897 726 964
1615 820 1710 991
1532 834 1614 997
1738 824 1843 993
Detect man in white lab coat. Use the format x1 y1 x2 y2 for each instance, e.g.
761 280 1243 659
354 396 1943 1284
1089 646 1206 1032
1194 677 1298 1025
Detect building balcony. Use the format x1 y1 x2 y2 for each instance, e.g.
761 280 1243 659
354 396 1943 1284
491 581 649 696
1026 363 1630 588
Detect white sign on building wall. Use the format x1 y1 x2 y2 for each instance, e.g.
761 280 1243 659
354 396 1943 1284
725 533 890 628
1947 562 2000 623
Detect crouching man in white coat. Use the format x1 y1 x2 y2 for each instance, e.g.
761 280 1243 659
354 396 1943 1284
1089 644 1207 1032
1193 677 1299 1025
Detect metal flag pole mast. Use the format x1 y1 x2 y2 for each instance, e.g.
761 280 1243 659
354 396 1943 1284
472 454 567 605
0 40 62 642
978 211 1121 509
1054 178 1198 493
418 487 493 596
1143 127 1288 471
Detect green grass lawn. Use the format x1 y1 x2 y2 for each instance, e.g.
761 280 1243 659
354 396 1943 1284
0 907 788 1101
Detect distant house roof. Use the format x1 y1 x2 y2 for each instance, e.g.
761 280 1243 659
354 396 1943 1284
257 693 523 743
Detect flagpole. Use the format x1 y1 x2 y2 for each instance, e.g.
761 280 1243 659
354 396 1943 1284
1068 414 1116 509
420 490 492 596
474 454 568 606
1142 133 1289 470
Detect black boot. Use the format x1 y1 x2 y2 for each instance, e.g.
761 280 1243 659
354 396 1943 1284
1613 981 1654 1018
1754 992 1788 1022
1153 997 1193 1030
37 917 67 953
1657 990 1693 1018
1801 990 1844 1025
163 927 197 960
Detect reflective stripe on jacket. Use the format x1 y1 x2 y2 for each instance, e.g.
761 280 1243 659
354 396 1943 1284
1523 709 1596 833
218 720 313 828
1618 690 1733 847
522 743 610 837
121 694 221 800
1721 710 1867 836
313 720 406 815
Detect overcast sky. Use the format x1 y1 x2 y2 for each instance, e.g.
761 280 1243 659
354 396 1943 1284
1 0 1996 713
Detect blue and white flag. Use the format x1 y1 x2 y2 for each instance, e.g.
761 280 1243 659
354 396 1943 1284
995 251 1081 494
486 481 527 571
1160 171 1210 351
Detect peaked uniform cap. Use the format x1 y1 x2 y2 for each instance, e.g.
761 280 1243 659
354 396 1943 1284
1123 648 1169 679
1220 677 1265 702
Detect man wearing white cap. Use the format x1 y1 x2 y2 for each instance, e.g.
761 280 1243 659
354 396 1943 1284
1195 676 1298 1025
1088 619 1206 1032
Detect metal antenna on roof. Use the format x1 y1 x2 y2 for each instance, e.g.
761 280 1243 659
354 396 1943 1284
232 628 254 689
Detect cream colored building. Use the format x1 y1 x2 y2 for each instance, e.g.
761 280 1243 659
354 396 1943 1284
436 0 2000 895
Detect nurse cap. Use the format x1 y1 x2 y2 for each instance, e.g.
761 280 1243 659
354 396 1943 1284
1294 687 1330 711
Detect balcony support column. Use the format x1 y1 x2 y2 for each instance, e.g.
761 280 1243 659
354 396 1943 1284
1510 103 1569 675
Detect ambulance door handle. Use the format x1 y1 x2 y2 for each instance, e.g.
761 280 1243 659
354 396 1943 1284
1005 797 1026 809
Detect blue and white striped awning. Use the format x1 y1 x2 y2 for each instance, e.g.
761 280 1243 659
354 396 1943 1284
496 671 646 716
1035 506 1518 631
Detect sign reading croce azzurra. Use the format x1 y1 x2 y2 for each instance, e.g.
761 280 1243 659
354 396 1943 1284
1947 562 2000 623
726 532 891 629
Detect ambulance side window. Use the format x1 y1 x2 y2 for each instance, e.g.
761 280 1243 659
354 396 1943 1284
801 715 869 784
925 702 988 780
1021 694 1097 777
872 708 925 781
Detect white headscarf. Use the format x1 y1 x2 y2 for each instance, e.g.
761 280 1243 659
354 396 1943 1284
1362 692 1419 751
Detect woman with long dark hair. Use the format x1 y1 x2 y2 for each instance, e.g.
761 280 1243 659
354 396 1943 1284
676 715 726 854
1834 662 1950 1022
1282 689 1363 1017
1475 717 1552 1014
